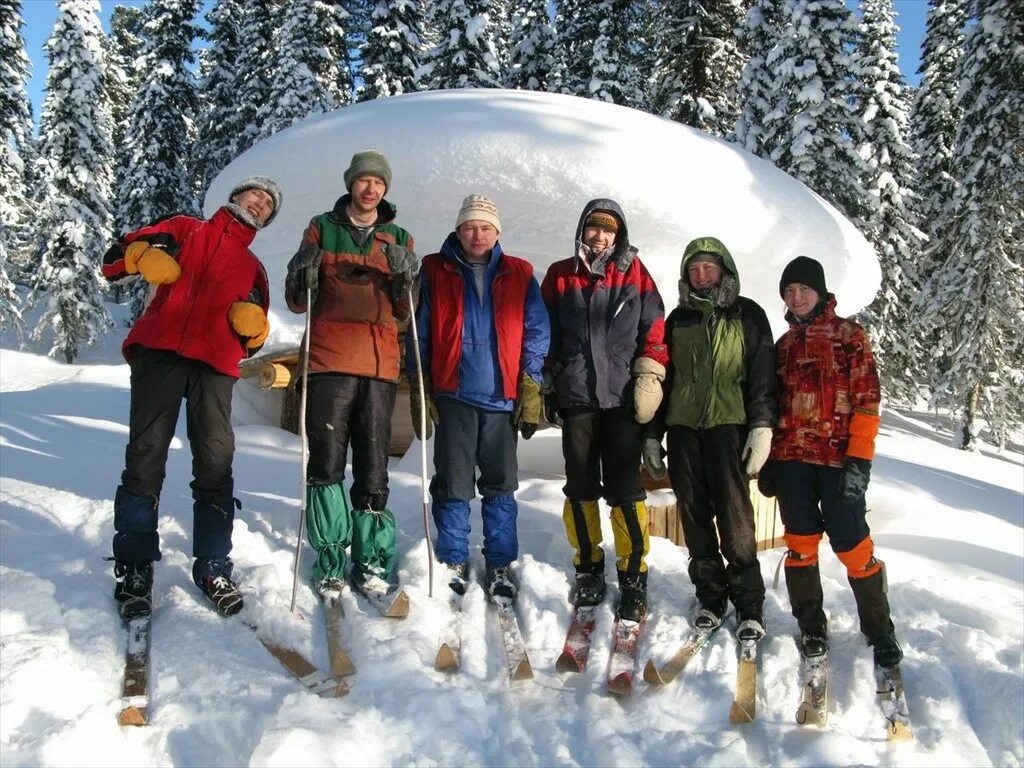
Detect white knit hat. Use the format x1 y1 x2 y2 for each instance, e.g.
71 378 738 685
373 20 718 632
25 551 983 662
455 194 501 232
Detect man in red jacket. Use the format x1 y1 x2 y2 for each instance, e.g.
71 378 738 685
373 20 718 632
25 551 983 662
102 176 281 620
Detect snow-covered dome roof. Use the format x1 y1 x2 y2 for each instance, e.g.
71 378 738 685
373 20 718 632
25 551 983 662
207 89 879 344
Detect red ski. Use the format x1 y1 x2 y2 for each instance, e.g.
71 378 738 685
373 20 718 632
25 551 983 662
556 606 598 673
607 616 645 697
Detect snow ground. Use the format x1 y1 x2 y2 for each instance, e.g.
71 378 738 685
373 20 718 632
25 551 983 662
1 310 1022 768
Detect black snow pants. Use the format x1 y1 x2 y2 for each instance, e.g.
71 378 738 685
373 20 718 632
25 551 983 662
113 347 237 584
666 424 765 620
305 372 396 511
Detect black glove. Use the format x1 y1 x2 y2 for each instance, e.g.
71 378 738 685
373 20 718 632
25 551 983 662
641 437 667 481
838 457 871 503
544 393 562 428
757 460 777 498
287 243 322 304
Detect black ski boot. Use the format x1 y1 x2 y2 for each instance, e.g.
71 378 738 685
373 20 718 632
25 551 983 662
445 561 469 596
693 606 723 631
114 561 153 621
199 574 244 617
616 571 647 622
572 562 606 607
800 630 829 659
737 615 767 643
849 564 901 666
485 563 517 604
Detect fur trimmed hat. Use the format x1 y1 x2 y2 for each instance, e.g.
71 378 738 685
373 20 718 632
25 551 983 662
343 150 392 191
455 194 501 232
229 176 282 226
779 255 827 298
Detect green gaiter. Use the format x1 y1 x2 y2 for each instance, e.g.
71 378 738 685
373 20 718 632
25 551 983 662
351 508 397 584
306 483 352 582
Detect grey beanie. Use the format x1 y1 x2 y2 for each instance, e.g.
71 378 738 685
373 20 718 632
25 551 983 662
343 150 392 192
229 176 283 226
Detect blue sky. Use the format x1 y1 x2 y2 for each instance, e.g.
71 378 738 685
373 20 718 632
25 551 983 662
18 0 930 129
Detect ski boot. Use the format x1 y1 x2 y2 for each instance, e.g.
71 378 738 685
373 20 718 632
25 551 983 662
616 571 647 622
199 574 244 617
485 563 517 604
572 564 606 607
872 633 903 668
800 630 829 659
445 561 469 595
114 560 153 621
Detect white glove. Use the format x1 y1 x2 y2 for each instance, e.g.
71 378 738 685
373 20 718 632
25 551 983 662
632 357 666 424
742 427 773 477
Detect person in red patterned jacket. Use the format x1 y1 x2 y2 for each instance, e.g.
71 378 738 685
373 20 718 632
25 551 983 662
101 176 280 620
759 256 903 669
541 199 667 622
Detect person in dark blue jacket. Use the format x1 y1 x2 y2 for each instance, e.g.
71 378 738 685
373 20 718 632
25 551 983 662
409 195 550 603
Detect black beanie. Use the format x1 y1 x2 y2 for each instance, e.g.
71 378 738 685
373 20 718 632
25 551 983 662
779 256 827 298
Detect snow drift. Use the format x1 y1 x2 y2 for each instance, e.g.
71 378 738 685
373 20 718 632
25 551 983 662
207 89 880 344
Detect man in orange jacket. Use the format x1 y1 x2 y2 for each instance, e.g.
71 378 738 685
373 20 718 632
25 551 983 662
760 256 902 669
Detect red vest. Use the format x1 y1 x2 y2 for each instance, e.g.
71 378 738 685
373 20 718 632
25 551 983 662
422 252 533 399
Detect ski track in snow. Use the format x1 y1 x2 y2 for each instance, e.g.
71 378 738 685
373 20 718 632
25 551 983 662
1 340 1022 766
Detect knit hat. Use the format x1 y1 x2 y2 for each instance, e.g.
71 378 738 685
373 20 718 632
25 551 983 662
584 210 620 233
229 176 283 226
455 194 501 232
343 150 392 192
779 255 827 298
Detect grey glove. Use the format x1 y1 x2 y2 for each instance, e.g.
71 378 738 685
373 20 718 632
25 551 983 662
286 243 322 304
383 243 420 301
838 457 871 504
641 437 667 481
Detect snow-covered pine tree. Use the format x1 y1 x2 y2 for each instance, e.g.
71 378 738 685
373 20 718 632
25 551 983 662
735 0 785 149
852 0 926 405
260 1 351 138
919 0 1024 450
649 0 746 137
490 0 514 79
557 0 647 106
193 0 246 199
737 0 871 227
358 0 427 100
505 0 560 91
0 0 33 322
231 2 279 159
426 0 502 89
105 5 145 152
909 0 967 298
116 0 199 323
33 0 113 362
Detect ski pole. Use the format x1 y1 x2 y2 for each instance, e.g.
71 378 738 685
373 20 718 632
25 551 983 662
289 284 313 613
407 285 434 598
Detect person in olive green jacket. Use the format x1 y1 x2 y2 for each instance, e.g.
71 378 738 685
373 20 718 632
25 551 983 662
285 150 419 602
652 236 776 644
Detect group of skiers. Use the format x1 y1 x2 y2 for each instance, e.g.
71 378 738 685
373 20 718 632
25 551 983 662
102 148 902 671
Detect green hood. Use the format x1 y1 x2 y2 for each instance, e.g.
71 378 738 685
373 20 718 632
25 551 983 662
678 236 741 309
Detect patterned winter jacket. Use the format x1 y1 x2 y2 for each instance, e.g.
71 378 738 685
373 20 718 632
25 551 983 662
770 295 881 468
286 195 413 381
541 199 667 410
102 206 270 378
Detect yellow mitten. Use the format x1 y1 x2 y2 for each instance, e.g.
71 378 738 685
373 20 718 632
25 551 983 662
125 241 181 284
228 302 269 348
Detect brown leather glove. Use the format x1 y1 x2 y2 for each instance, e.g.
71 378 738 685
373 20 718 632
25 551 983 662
512 373 542 439
228 302 269 348
410 374 440 441
124 241 181 285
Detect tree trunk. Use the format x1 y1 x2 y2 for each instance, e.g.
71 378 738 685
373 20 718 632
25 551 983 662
959 382 980 451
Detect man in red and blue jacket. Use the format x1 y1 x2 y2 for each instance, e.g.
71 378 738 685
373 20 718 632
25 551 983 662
409 194 549 603
541 199 667 622
101 176 279 620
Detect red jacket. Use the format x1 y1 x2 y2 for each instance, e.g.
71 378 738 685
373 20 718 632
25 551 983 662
770 296 881 468
103 207 270 378
420 249 537 400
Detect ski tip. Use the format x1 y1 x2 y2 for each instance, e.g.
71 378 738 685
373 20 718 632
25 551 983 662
117 705 148 727
729 701 755 725
607 673 633 698
511 658 534 681
887 721 913 741
642 659 666 686
434 643 459 671
318 679 350 698
330 652 356 678
385 591 410 619
555 651 584 674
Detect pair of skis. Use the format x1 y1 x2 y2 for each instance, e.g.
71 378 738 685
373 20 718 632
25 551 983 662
434 589 533 681
116 583 407 725
555 605 645 697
